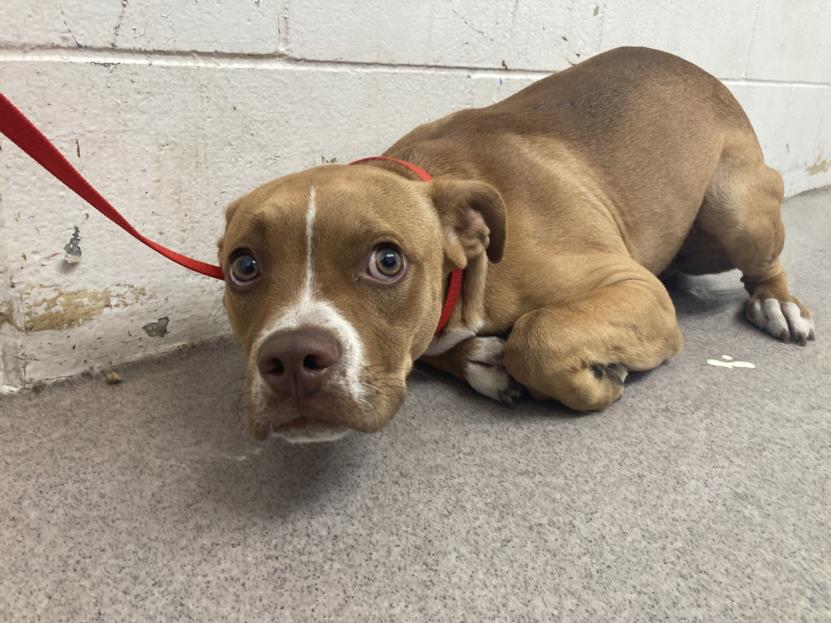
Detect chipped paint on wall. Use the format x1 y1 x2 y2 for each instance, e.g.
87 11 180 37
23 285 145 332
806 157 830 176
63 226 82 264
142 316 170 338
0 296 24 390
0 300 21 330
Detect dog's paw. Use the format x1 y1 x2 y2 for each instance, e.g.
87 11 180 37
463 336 524 405
747 298 815 346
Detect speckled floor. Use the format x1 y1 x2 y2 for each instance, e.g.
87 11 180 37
1 189 829 622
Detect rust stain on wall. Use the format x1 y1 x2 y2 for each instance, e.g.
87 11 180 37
23 285 145 332
806 157 830 176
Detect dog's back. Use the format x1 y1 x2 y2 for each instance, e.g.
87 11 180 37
386 46 765 275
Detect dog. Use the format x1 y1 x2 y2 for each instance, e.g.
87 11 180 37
218 47 815 443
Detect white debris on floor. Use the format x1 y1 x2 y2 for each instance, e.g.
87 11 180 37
706 354 757 369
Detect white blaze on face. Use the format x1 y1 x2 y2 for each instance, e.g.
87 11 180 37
251 186 367 409
302 184 318 299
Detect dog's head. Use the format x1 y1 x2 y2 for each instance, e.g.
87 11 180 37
219 164 505 442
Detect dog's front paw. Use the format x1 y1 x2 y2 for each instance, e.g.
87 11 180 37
464 337 524 404
747 297 815 346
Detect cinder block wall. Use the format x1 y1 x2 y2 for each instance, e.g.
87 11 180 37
1 1 829 390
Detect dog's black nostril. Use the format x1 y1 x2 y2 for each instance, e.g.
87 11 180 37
269 359 285 375
303 355 321 371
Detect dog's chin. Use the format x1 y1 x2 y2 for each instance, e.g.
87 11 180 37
271 417 351 444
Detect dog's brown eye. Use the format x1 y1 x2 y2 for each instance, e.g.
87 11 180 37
368 245 404 281
230 251 259 286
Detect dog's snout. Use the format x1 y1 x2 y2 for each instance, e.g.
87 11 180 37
257 328 341 398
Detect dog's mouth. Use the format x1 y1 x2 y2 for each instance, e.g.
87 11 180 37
275 415 324 432
244 364 409 441
245 386 368 441
270 415 351 443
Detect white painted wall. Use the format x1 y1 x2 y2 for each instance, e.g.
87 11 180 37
1 0 829 389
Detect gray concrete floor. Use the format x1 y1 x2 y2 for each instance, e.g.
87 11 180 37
2 189 830 622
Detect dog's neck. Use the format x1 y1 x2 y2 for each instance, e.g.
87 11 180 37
361 151 490 354
420 260 487 356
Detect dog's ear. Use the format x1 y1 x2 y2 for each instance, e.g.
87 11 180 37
430 179 506 267
216 199 242 260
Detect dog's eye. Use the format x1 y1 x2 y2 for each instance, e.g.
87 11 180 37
230 251 260 286
368 245 405 281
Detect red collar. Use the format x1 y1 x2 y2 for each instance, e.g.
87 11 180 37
0 95 461 336
350 156 463 336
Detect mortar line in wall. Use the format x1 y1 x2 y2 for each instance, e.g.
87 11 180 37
722 78 831 89
0 47 829 89
0 47 551 79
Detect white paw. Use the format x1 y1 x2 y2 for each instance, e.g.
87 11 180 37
748 298 816 345
463 337 523 405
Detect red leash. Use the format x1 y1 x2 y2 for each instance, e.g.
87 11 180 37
0 93 224 280
0 96 462 335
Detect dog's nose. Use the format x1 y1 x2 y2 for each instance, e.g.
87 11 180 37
256 328 341 399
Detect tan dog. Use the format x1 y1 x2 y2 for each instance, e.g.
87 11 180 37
219 47 815 443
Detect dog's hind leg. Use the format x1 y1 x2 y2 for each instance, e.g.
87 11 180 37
502 259 683 412
697 142 815 344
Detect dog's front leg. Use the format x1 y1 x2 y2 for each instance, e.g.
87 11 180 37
420 337 524 404
503 259 684 412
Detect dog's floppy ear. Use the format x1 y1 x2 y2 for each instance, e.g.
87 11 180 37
217 199 242 260
430 179 506 267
